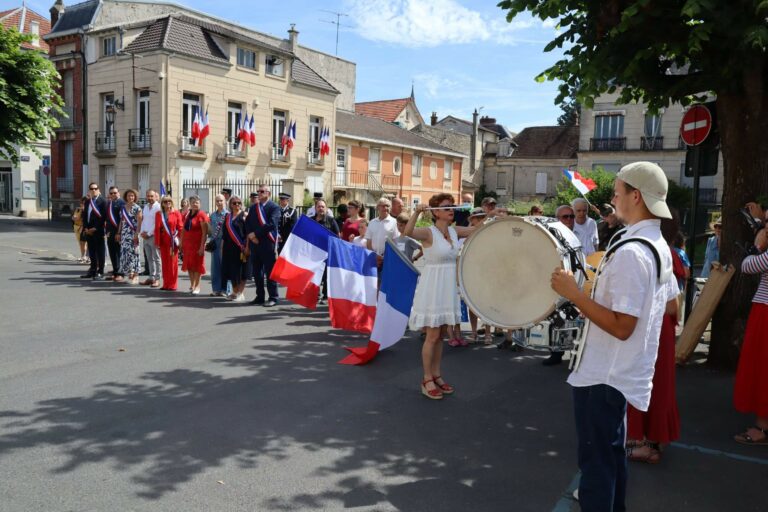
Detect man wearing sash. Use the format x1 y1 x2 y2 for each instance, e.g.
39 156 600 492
277 192 297 254
246 185 281 307
105 186 125 281
80 182 108 280
550 162 677 512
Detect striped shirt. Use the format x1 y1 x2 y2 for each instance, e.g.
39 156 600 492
742 251 768 304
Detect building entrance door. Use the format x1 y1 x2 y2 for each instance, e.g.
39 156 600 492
0 169 12 213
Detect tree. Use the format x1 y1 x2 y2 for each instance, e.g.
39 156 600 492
557 97 579 126
0 26 63 165
498 0 768 368
555 167 615 216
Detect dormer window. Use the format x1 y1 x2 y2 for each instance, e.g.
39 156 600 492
30 21 39 47
237 48 257 70
265 55 285 77
102 36 117 57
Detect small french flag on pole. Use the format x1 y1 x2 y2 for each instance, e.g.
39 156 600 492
562 168 597 195
326 237 378 333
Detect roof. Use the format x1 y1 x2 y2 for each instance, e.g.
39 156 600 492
291 57 338 94
336 111 464 158
435 115 497 135
0 4 51 51
354 98 410 123
46 0 100 37
124 16 229 64
509 126 579 159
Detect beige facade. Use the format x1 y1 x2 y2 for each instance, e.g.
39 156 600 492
87 24 337 207
483 154 576 202
577 92 723 202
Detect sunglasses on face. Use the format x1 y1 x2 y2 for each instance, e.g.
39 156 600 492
231 202 242 205
257 190 267 194
559 214 576 219
90 187 98 191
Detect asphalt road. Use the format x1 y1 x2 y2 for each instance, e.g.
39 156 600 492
0 218 765 511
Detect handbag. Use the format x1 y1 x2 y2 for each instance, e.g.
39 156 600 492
205 215 224 252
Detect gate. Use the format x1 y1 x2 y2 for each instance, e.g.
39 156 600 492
0 170 12 213
180 178 284 212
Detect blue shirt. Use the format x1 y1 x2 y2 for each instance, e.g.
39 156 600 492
701 235 719 278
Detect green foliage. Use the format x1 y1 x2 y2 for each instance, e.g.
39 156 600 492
666 179 692 211
554 167 616 218
302 188 313 207
0 26 63 165
557 97 579 126
474 184 498 207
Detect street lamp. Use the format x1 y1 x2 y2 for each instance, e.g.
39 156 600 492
105 104 116 125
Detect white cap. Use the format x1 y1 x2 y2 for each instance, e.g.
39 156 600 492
616 161 672 219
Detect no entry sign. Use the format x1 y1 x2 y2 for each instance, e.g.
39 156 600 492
680 105 712 146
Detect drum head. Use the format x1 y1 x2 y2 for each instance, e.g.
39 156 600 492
459 217 563 329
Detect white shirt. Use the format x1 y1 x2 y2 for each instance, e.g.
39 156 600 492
567 219 677 411
141 201 161 236
364 215 398 255
352 235 368 248
573 217 599 256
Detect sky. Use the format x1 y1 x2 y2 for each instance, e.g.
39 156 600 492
21 0 566 133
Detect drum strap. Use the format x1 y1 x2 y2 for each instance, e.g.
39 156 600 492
603 236 662 282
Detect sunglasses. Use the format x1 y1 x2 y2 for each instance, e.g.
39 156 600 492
559 214 576 219
162 200 172 204
109 191 118 194
231 202 242 205
257 190 267 194
89 187 98 191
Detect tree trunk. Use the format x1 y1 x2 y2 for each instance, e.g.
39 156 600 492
709 65 768 369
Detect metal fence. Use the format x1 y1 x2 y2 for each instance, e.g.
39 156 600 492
181 178 284 212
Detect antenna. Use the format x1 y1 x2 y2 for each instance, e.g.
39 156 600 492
320 9 351 56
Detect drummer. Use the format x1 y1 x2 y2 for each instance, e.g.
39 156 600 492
550 161 676 511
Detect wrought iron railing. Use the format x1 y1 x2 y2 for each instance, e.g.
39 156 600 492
590 137 626 151
180 131 204 154
95 131 116 153
180 178 284 212
640 136 664 151
308 147 322 165
225 136 247 158
271 144 287 161
129 128 151 151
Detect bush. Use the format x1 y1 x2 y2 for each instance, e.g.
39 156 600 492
474 184 498 207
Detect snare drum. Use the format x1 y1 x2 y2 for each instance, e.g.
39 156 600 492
458 216 585 329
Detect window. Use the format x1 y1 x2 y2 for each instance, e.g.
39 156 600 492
135 164 149 198
266 55 285 77
102 93 114 133
64 141 73 180
594 114 624 138
444 159 452 180
63 71 74 106
393 156 402 176
592 163 621 172
227 102 243 155
102 36 116 57
412 154 422 177
102 165 115 191
237 48 257 69
30 21 39 47
272 110 286 158
535 172 547 194
644 113 662 137
369 148 381 172
496 171 506 190
309 116 321 161
137 90 150 133
182 92 201 136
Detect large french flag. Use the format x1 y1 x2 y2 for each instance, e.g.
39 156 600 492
327 237 378 333
339 241 419 365
270 215 329 309
562 168 597 195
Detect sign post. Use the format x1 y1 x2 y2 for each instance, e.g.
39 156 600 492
680 104 714 320
42 156 50 221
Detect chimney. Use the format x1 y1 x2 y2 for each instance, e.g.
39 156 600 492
288 24 299 53
430 112 437 126
479 116 496 126
50 0 65 28
470 109 479 174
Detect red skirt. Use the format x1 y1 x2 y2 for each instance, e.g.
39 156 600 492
627 313 680 444
734 302 768 417
182 232 206 274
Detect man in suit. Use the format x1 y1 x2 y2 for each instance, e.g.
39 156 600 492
246 184 281 307
105 186 125 281
81 182 108 280
278 192 297 254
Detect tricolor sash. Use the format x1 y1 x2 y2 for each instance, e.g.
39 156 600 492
225 213 246 251
121 206 136 231
88 197 102 222
107 200 119 228
161 212 179 249
256 202 277 244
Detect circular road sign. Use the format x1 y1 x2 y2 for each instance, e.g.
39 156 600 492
680 105 712 146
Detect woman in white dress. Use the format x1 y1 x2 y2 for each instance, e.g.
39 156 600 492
404 193 477 400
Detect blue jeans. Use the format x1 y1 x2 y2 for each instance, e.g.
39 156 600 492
211 239 232 294
573 384 627 512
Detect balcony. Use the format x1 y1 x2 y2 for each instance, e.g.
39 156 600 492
308 147 322 166
271 144 290 165
678 136 687 150
128 128 152 152
56 177 74 193
94 131 116 155
179 131 205 158
333 171 399 193
220 136 248 162
640 136 664 151
54 106 74 130
590 137 626 151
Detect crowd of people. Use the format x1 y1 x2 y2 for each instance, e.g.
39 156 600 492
70 168 768 509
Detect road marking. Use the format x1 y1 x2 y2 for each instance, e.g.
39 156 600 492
671 441 768 466
683 120 708 131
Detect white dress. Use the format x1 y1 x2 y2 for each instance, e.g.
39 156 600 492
409 226 462 329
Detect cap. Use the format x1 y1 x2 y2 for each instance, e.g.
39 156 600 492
221 187 233 195
313 192 323 199
480 197 497 207
249 192 258 198
616 161 672 219
469 207 486 218
278 192 291 199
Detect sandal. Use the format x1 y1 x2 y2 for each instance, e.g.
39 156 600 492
421 379 443 400
456 337 469 347
448 338 461 347
432 375 454 395
734 426 768 445
627 442 661 464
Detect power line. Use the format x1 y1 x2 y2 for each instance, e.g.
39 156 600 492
319 9 352 56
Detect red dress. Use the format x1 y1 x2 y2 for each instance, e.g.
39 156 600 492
341 218 361 242
627 248 682 444
155 210 183 290
181 210 209 274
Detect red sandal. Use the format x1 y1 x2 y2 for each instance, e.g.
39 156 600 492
432 375 454 395
421 379 443 400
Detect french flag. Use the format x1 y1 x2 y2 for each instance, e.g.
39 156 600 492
339 241 419 365
270 215 329 309
327 237 378 333
562 168 597 195
248 114 256 147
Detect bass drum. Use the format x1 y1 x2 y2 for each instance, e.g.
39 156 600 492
458 216 585 329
